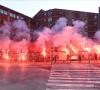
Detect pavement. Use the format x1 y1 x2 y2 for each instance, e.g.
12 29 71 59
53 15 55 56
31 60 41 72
0 60 100 90
0 62 51 90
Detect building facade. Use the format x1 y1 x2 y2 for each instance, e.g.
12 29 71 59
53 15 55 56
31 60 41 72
0 5 99 38
0 5 38 31
33 9 99 38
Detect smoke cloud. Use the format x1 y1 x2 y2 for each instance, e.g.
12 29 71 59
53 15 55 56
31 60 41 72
35 17 99 53
0 17 100 54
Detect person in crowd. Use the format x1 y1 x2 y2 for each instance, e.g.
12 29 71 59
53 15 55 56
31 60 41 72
67 54 70 60
54 53 57 62
78 53 81 63
94 53 98 63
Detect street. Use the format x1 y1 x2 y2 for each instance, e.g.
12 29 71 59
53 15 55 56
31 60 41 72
0 62 51 90
46 63 100 90
0 61 100 90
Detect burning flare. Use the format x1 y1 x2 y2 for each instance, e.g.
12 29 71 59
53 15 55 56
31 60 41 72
42 49 46 57
84 47 90 52
22 55 25 60
62 47 70 54
5 49 10 60
70 44 78 53
93 45 100 54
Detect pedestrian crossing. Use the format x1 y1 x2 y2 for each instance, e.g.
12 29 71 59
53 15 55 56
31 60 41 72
46 63 100 90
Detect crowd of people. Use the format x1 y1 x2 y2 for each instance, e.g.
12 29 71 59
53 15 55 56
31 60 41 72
0 51 99 63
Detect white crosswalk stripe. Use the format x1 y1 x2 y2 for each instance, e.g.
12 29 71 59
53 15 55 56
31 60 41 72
46 63 100 90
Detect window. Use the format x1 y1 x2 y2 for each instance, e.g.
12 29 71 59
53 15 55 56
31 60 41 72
59 11 62 14
85 20 88 23
79 31 82 34
66 18 68 21
94 22 97 25
48 18 52 22
0 9 7 15
44 19 46 21
48 24 52 27
85 26 88 28
44 13 46 16
72 18 75 22
0 9 3 14
10 13 13 17
80 13 82 16
94 15 97 19
66 12 68 15
48 12 52 16
21 17 24 19
85 32 88 35
13 14 16 18
17 15 19 19
10 13 17 18
50 24 52 26
4 11 7 15
72 12 74 15
85 13 88 16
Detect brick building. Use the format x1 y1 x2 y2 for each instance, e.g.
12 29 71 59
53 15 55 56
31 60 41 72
0 5 38 31
33 9 99 38
0 4 99 38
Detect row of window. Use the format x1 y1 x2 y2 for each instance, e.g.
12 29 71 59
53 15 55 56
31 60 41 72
0 9 24 19
10 13 19 19
47 23 97 30
47 23 97 31
44 18 98 25
0 9 7 15
44 11 98 19
0 19 27 25
85 26 97 30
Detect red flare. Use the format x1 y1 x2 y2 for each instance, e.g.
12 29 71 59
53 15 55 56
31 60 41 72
42 50 46 57
70 44 78 53
84 47 90 52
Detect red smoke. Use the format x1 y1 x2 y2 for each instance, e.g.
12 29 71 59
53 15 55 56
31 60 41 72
0 18 100 59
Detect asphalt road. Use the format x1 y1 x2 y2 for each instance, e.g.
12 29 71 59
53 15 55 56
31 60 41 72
0 62 51 90
0 60 100 90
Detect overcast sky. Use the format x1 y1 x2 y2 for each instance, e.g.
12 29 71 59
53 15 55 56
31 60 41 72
0 0 100 17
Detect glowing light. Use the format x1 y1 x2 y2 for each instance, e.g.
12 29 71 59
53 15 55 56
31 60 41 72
5 55 9 60
62 47 69 54
84 47 90 51
93 45 100 54
70 44 78 53
22 55 25 60
64 49 69 54
42 50 46 57
5 49 10 60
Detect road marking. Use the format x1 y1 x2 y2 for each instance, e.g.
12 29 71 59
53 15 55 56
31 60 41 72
48 79 100 83
46 64 100 90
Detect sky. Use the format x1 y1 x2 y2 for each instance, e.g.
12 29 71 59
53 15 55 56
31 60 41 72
0 0 100 17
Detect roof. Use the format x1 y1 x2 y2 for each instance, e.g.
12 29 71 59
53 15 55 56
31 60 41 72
34 8 98 16
0 4 32 19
